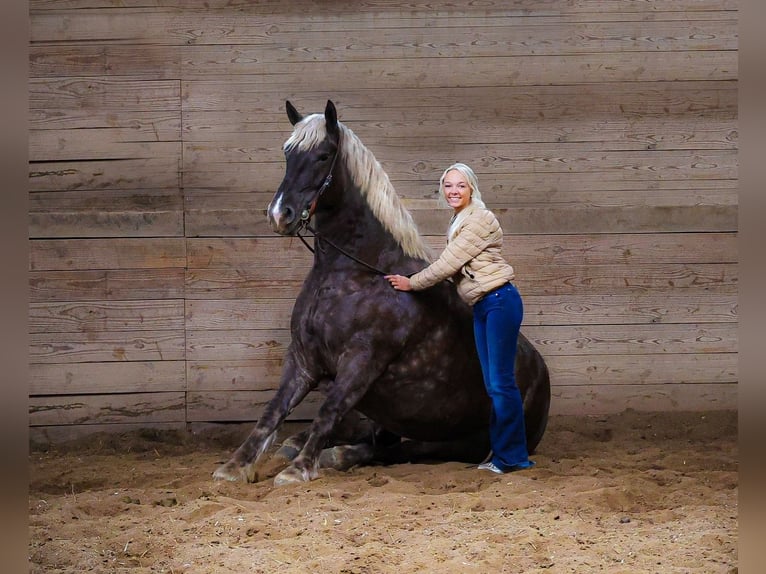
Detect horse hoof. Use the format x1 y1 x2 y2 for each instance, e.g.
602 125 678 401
273 466 312 487
212 460 256 483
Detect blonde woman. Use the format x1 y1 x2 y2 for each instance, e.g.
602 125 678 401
385 163 533 473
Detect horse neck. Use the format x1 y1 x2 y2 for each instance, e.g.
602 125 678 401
312 167 407 271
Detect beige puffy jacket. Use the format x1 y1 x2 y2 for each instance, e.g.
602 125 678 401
409 205 515 306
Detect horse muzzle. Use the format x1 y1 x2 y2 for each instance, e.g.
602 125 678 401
268 209 296 236
267 196 312 236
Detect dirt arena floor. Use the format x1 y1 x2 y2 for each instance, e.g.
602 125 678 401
29 409 737 573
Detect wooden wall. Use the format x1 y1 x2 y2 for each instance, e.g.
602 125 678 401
28 0 738 442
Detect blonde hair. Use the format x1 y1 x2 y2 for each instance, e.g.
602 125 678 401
440 163 486 240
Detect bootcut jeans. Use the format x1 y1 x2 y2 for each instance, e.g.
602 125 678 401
472 282 533 471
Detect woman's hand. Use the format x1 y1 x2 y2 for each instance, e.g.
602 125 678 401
385 274 412 291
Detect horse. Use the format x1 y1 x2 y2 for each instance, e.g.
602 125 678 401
213 100 551 486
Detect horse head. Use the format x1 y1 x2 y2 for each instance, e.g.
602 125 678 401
267 100 341 235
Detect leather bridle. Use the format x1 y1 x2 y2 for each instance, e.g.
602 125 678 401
299 137 340 225
294 134 391 276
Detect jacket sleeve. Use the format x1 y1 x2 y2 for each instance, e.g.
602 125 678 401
409 211 495 290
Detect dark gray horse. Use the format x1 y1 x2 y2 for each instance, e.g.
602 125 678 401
213 100 550 486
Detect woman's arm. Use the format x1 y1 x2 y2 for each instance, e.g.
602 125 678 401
386 210 496 292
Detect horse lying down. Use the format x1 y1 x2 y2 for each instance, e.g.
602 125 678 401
213 100 551 486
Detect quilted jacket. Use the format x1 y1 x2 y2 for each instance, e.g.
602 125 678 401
409 204 515 306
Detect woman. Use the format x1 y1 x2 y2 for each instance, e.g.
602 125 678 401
385 163 533 474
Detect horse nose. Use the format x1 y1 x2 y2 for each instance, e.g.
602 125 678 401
267 195 296 233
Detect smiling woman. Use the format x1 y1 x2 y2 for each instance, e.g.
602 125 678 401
386 162 533 474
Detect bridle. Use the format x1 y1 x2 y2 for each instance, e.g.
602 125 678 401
298 138 340 225
294 134 390 276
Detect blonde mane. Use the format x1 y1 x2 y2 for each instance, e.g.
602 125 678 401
284 114 433 261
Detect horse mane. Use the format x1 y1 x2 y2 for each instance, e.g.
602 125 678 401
284 114 433 262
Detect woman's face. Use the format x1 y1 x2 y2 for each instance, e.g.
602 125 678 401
442 169 472 212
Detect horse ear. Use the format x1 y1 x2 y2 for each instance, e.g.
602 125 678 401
285 100 303 126
324 100 339 136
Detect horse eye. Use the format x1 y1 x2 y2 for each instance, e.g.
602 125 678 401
317 153 329 162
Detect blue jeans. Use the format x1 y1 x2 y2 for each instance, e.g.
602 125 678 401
473 283 533 470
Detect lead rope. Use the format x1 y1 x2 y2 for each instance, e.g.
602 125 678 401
296 223 391 276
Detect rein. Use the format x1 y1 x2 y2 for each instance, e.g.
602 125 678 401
296 223 391 276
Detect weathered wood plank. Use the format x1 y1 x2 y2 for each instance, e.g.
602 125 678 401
29 331 186 363
184 115 738 151
524 294 738 326
516 263 737 295
186 261 737 299
185 259 737 297
30 15 738 54
29 360 186 395
29 392 186 426
29 108 180 135
184 294 737 331
28 1 740 14
29 190 184 238
184 184 737 216
186 274 303 300
186 390 326 423
185 142 737 179
551 382 737 415
186 237 312 271
184 322 736 373
29 300 185 333
29 238 186 271
526 324 736 356
183 81 738 117
546 353 736 386
185 300 295 331
187 378 737 422
185 233 737 272
186 329 288 362
29 130 180 162
179 51 737 84
29 158 180 192
29 77 181 111
183 168 738 195
29 269 185 302
513 233 739 266
187 359 285 391
181 158 738 205
184 200 737 235
29 44 182 78
184 351 737 396
187 383 737 421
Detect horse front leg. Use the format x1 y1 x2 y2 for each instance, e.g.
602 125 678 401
272 351 385 486
212 354 313 483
